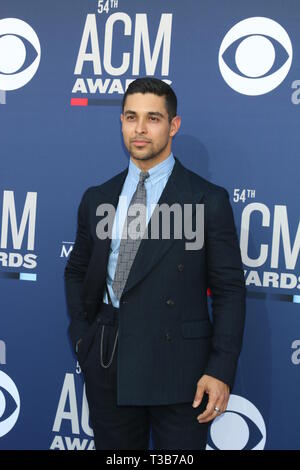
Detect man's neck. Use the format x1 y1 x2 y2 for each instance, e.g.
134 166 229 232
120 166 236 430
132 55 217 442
130 152 172 172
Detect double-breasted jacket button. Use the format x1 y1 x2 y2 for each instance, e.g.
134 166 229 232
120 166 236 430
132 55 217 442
165 332 172 341
166 299 175 307
177 264 184 272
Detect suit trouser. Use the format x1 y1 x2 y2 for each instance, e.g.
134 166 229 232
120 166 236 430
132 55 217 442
78 303 209 450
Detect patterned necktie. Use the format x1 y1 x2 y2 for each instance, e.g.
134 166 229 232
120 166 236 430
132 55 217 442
112 170 150 300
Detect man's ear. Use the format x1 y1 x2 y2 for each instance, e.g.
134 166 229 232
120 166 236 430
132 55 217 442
170 115 181 137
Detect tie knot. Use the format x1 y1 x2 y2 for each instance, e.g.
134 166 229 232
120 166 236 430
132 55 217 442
139 171 149 183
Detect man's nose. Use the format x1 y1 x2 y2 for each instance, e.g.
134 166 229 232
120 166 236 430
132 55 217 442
134 117 147 134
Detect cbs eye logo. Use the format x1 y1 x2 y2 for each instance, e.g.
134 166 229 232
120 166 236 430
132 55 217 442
219 17 293 96
0 370 21 437
0 18 41 91
206 394 266 450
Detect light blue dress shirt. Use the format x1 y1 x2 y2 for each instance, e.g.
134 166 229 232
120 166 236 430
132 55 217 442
103 152 175 308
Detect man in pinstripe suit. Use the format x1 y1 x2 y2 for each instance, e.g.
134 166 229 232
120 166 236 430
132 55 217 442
64 78 246 449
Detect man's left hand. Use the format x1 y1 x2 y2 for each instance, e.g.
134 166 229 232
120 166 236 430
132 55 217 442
192 374 230 423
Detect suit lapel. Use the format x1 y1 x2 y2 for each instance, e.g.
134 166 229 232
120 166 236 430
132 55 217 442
84 166 128 304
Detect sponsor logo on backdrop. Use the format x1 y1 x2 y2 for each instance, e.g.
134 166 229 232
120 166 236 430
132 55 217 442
0 90 6 104
71 0 173 106
291 340 300 365
219 17 293 96
51 372 94 450
0 18 41 104
291 81 300 104
0 191 37 281
233 189 300 299
0 370 21 438
206 395 266 450
0 340 6 365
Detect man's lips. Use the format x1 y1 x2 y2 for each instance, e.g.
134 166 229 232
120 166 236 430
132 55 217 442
131 139 151 146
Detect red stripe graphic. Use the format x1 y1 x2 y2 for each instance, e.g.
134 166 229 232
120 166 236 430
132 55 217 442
70 98 88 106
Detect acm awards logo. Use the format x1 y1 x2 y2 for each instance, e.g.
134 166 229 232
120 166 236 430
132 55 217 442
218 17 293 96
71 2 173 100
0 191 38 277
0 18 41 105
51 372 94 450
236 197 300 293
233 189 300 294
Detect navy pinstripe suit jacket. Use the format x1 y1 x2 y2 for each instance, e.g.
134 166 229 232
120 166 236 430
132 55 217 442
64 156 246 405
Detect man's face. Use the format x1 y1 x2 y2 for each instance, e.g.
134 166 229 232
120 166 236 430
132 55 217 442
121 93 180 165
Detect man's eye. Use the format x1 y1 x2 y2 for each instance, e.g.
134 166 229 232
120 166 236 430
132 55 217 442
126 115 135 121
149 117 159 122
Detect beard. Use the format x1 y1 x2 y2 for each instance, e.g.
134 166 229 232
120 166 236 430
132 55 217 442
127 138 169 162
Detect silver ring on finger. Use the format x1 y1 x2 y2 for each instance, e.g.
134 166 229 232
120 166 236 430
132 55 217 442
214 406 221 413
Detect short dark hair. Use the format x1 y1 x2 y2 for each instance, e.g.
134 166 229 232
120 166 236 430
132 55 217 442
122 77 177 122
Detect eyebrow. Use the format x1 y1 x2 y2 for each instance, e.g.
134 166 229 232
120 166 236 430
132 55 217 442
124 110 165 118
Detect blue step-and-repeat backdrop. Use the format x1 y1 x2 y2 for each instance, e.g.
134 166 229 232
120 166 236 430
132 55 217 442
0 0 299 450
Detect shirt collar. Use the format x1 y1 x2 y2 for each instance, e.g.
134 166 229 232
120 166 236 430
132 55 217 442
128 153 175 187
